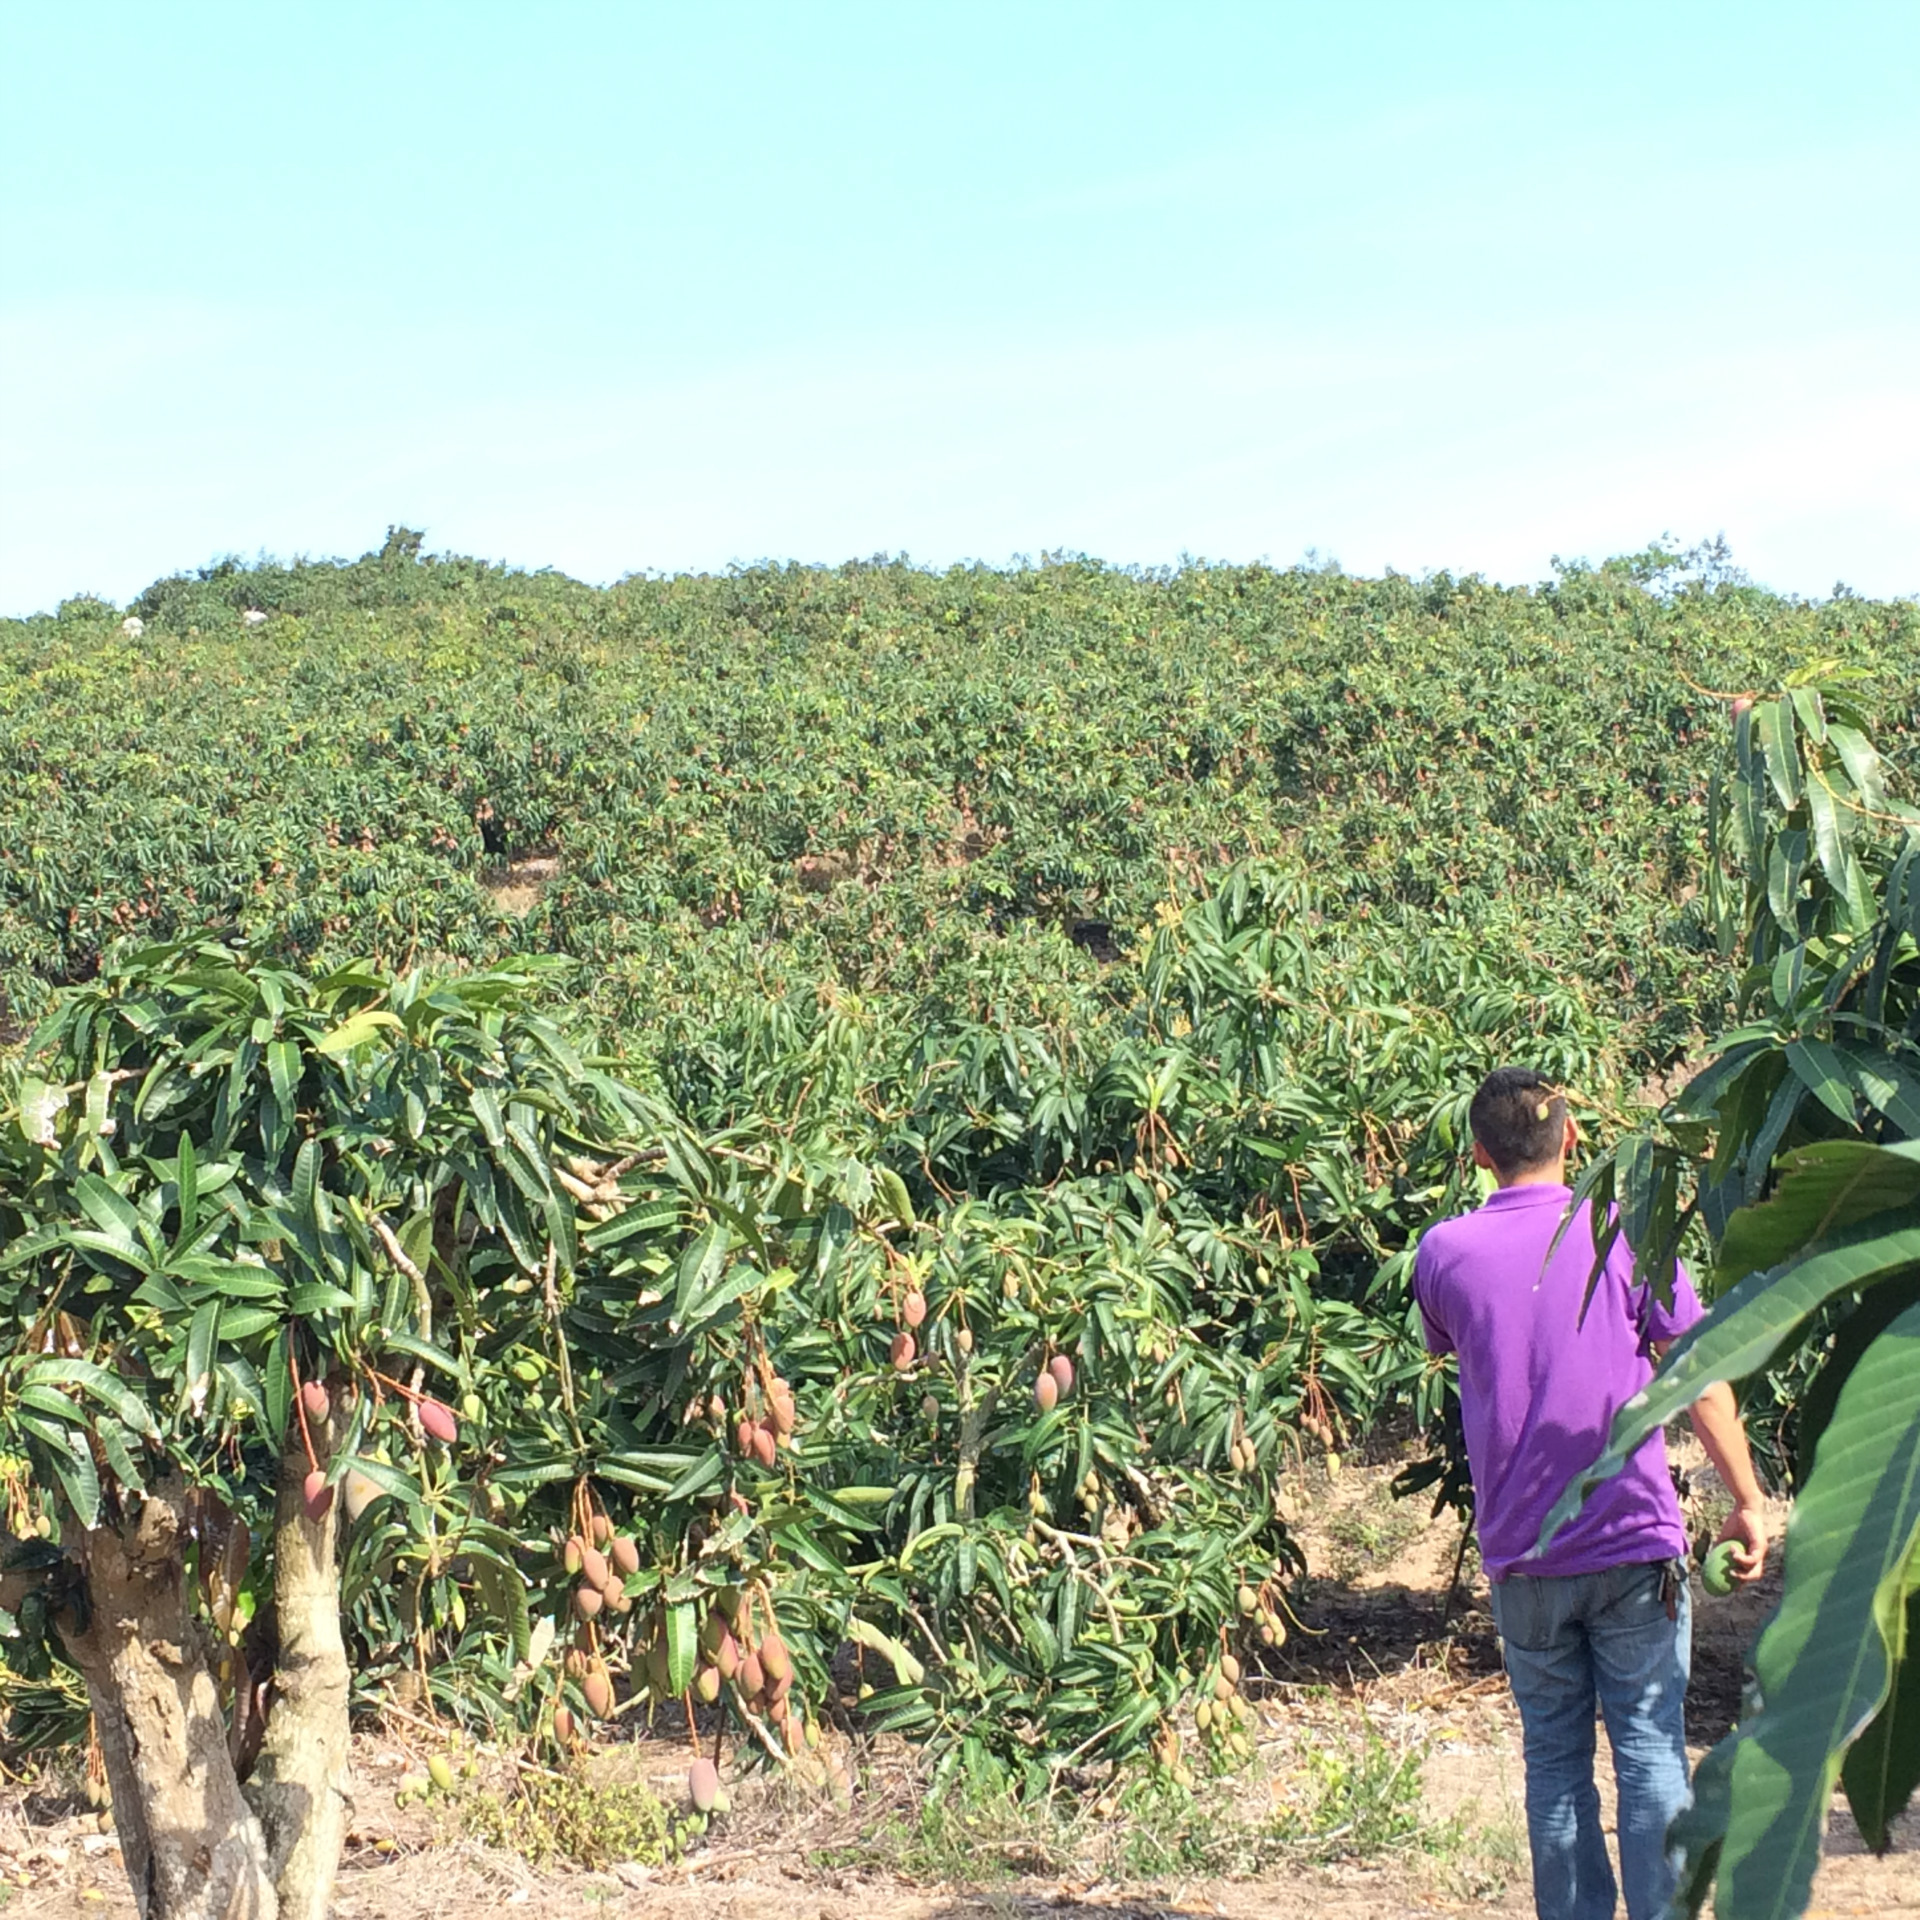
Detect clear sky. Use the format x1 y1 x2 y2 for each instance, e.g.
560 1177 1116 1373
3 2 1915 614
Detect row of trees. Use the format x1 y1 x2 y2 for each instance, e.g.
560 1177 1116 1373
0 670 1913 1919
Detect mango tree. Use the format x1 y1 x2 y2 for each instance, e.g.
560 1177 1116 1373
0 942 681 1919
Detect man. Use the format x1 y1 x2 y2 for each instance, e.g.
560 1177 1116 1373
1414 1067 1768 1920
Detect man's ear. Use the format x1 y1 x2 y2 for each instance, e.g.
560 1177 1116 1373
1471 1141 1495 1171
1563 1114 1581 1158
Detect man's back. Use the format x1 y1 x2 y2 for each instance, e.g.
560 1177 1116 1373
1414 1182 1700 1579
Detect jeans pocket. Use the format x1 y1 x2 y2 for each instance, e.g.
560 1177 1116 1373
1491 1574 1556 1652
1597 1560 1669 1628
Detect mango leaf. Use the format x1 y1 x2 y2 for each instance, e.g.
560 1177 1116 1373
21 1416 101 1528
664 1601 697 1697
1715 1141 1920 1292
1843 1575 1920 1854
1784 1037 1857 1127
1757 696 1802 811
24 1357 158 1437
1832 1040 1920 1140
1670 1303 1920 1918
315 1010 403 1057
74 1174 145 1258
338 1453 421 1517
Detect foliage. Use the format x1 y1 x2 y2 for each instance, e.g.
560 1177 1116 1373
1543 671 1920 1916
2 545 1920 1840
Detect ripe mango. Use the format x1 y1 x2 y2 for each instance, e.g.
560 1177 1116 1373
688 1758 720 1813
761 1627 793 1686
1033 1371 1059 1413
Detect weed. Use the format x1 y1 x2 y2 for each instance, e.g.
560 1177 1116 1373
1264 1720 1459 1864
452 1762 687 1871
822 1767 1077 1883
1322 1485 1428 1582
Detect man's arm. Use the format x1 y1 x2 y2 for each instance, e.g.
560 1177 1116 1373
1689 1381 1769 1581
1651 1336 1769 1583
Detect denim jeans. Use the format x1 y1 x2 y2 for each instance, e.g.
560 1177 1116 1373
1489 1560 1692 1920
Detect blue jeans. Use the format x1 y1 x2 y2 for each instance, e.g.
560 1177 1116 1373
1489 1560 1692 1920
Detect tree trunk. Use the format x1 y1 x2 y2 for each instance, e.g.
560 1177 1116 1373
244 1416 351 1920
58 1487 278 1920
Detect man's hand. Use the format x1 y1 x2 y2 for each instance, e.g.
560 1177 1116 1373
1713 1501 1769 1583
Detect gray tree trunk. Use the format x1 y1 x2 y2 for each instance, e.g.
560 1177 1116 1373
244 1417 352 1920
58 1488 278 1920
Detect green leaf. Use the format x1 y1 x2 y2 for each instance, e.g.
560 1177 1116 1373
291 1136 320 1229
1757 695 1803 811
581 1195 680 1252
1715 1141 1920 1292
1784 1037 1856 1126
339 1453 421 1514
660 1451 724 1504
74 1174 144 1257
471 1551 533 1666
174 1134 199 1239
1832 1041 1920 1141
1805 772 1851 896
378 1331 462 1380
315 1009 403 1056
263 1325 291 1446
94 1419 147 1494
1798 1274 1920 1485
672 1225 729 1320
1827 723 1887 811
289 1282 356 1316
184 1299 221 1413
28 1419 101 1528
1672 1304 1920 1916
1843 1576 1920 1853
24 1358 158 1437
266 1039 300 1114
664 1601 697 1697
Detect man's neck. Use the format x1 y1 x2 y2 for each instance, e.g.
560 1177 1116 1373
1497 1162 1568 1191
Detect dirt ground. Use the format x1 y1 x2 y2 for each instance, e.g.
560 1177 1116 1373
8 1449 1919 1920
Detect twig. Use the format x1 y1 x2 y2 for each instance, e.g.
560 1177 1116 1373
540 1241 586 1456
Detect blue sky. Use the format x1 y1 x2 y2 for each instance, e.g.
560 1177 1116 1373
3 2 1916 614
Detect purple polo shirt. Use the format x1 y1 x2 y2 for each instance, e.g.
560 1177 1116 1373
1413 1183 1702 1582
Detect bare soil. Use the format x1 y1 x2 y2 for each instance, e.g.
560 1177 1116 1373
8 1451 1918 1919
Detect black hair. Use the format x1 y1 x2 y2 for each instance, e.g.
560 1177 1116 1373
1469 1067 1568 1176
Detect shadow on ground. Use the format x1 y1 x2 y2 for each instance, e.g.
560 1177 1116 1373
1242 1565 1777 1750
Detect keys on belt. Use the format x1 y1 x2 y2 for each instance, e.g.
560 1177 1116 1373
1660 1557 1683 1621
